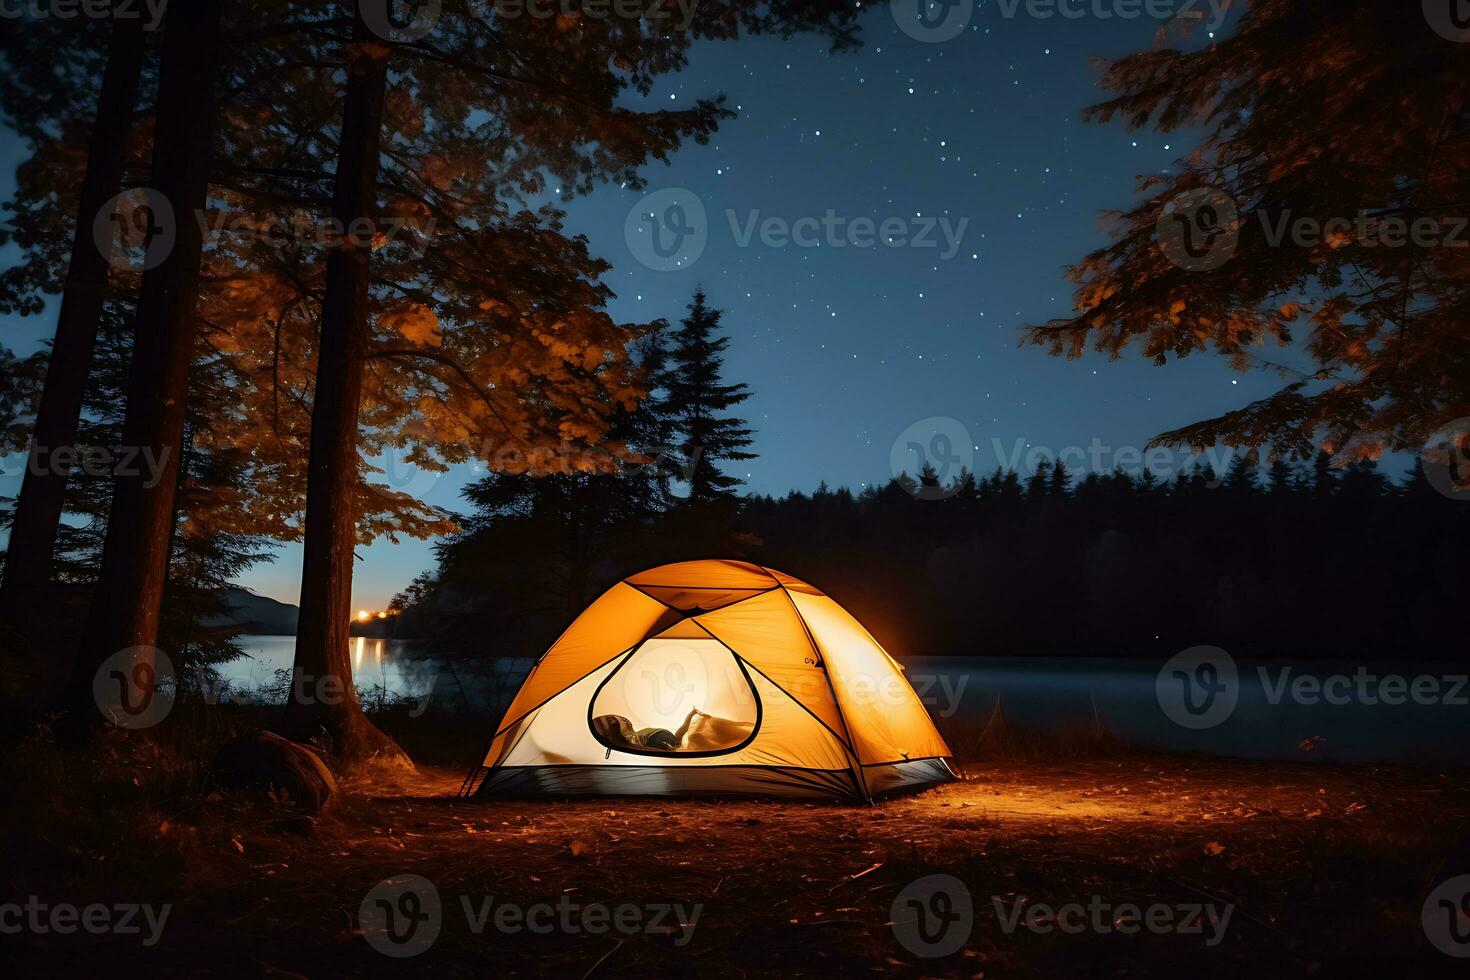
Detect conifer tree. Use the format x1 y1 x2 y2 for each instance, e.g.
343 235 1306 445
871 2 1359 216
1049 457 1073 497
1025 458 1053 500
1266 457 1296 495
1222 455 1259 495
661 289 756 504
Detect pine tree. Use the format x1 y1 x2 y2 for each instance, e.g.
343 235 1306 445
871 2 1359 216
661 289 756 504
1266 457 1296 495
1310 451 1337 498
1025 458 1053 500
1049 457 1073 497
1222 455 1259 495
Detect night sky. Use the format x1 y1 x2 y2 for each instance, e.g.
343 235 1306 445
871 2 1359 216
0 3 1287 609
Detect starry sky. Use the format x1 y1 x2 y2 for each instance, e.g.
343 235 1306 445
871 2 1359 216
2 2 1278 610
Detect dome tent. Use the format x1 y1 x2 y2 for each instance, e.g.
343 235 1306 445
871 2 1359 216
462 560 954 802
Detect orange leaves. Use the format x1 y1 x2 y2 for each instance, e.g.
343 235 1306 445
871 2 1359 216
383 91 425 141
379 303 441 347
346 40 391 65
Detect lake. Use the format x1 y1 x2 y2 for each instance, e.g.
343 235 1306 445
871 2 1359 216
226 637 1470 766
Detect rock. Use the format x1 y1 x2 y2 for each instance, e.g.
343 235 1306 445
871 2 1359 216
213 730 337 813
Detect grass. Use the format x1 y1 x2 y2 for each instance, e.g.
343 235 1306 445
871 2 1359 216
935 697 1121 762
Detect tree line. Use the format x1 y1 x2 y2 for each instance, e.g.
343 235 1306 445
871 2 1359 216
393 390 1470 667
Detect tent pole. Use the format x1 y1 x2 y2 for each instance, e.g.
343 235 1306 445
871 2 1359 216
778 586 871 803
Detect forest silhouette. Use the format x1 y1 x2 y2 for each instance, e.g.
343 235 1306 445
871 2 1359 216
391 293 1469 667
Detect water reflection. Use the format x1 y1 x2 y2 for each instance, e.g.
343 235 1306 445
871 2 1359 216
217 639 1470 765
222 635 531 714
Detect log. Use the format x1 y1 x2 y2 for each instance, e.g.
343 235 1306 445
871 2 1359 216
213 730 338 813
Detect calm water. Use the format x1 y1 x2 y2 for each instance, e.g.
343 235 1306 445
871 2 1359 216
903 656 1470 766
227 638 1470 766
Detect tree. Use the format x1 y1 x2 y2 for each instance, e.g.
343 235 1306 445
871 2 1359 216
1309 450 1337 498
0 15 147 623
1025 458 1052 500
281 4 851 762
1026 0 1470 462
7 290 278 705
279 4 401 761
394 457 1469 664
662 289 757 503
1048 457 1073 497
69 0 223 737
1265 457 1295 495
0 347 46 454
1221 454 1259 495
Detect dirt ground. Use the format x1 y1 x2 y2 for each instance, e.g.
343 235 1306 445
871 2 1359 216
9 754 1470 977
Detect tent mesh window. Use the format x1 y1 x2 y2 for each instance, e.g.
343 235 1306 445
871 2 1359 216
588 639 759 756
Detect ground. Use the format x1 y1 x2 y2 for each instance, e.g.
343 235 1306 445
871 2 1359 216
8 754 1470 977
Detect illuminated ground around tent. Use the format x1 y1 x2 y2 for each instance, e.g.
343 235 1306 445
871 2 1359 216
11 755 1466 978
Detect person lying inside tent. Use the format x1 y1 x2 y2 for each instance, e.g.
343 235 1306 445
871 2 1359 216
593 707 754 753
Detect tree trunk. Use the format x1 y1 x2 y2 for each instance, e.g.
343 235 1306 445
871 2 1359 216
0 16 146 627
67 0 221 733
280 9 407 768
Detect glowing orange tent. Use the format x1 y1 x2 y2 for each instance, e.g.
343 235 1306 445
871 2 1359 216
463 560 954 802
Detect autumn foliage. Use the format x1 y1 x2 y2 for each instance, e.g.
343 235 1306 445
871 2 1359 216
1028 0 1470 463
